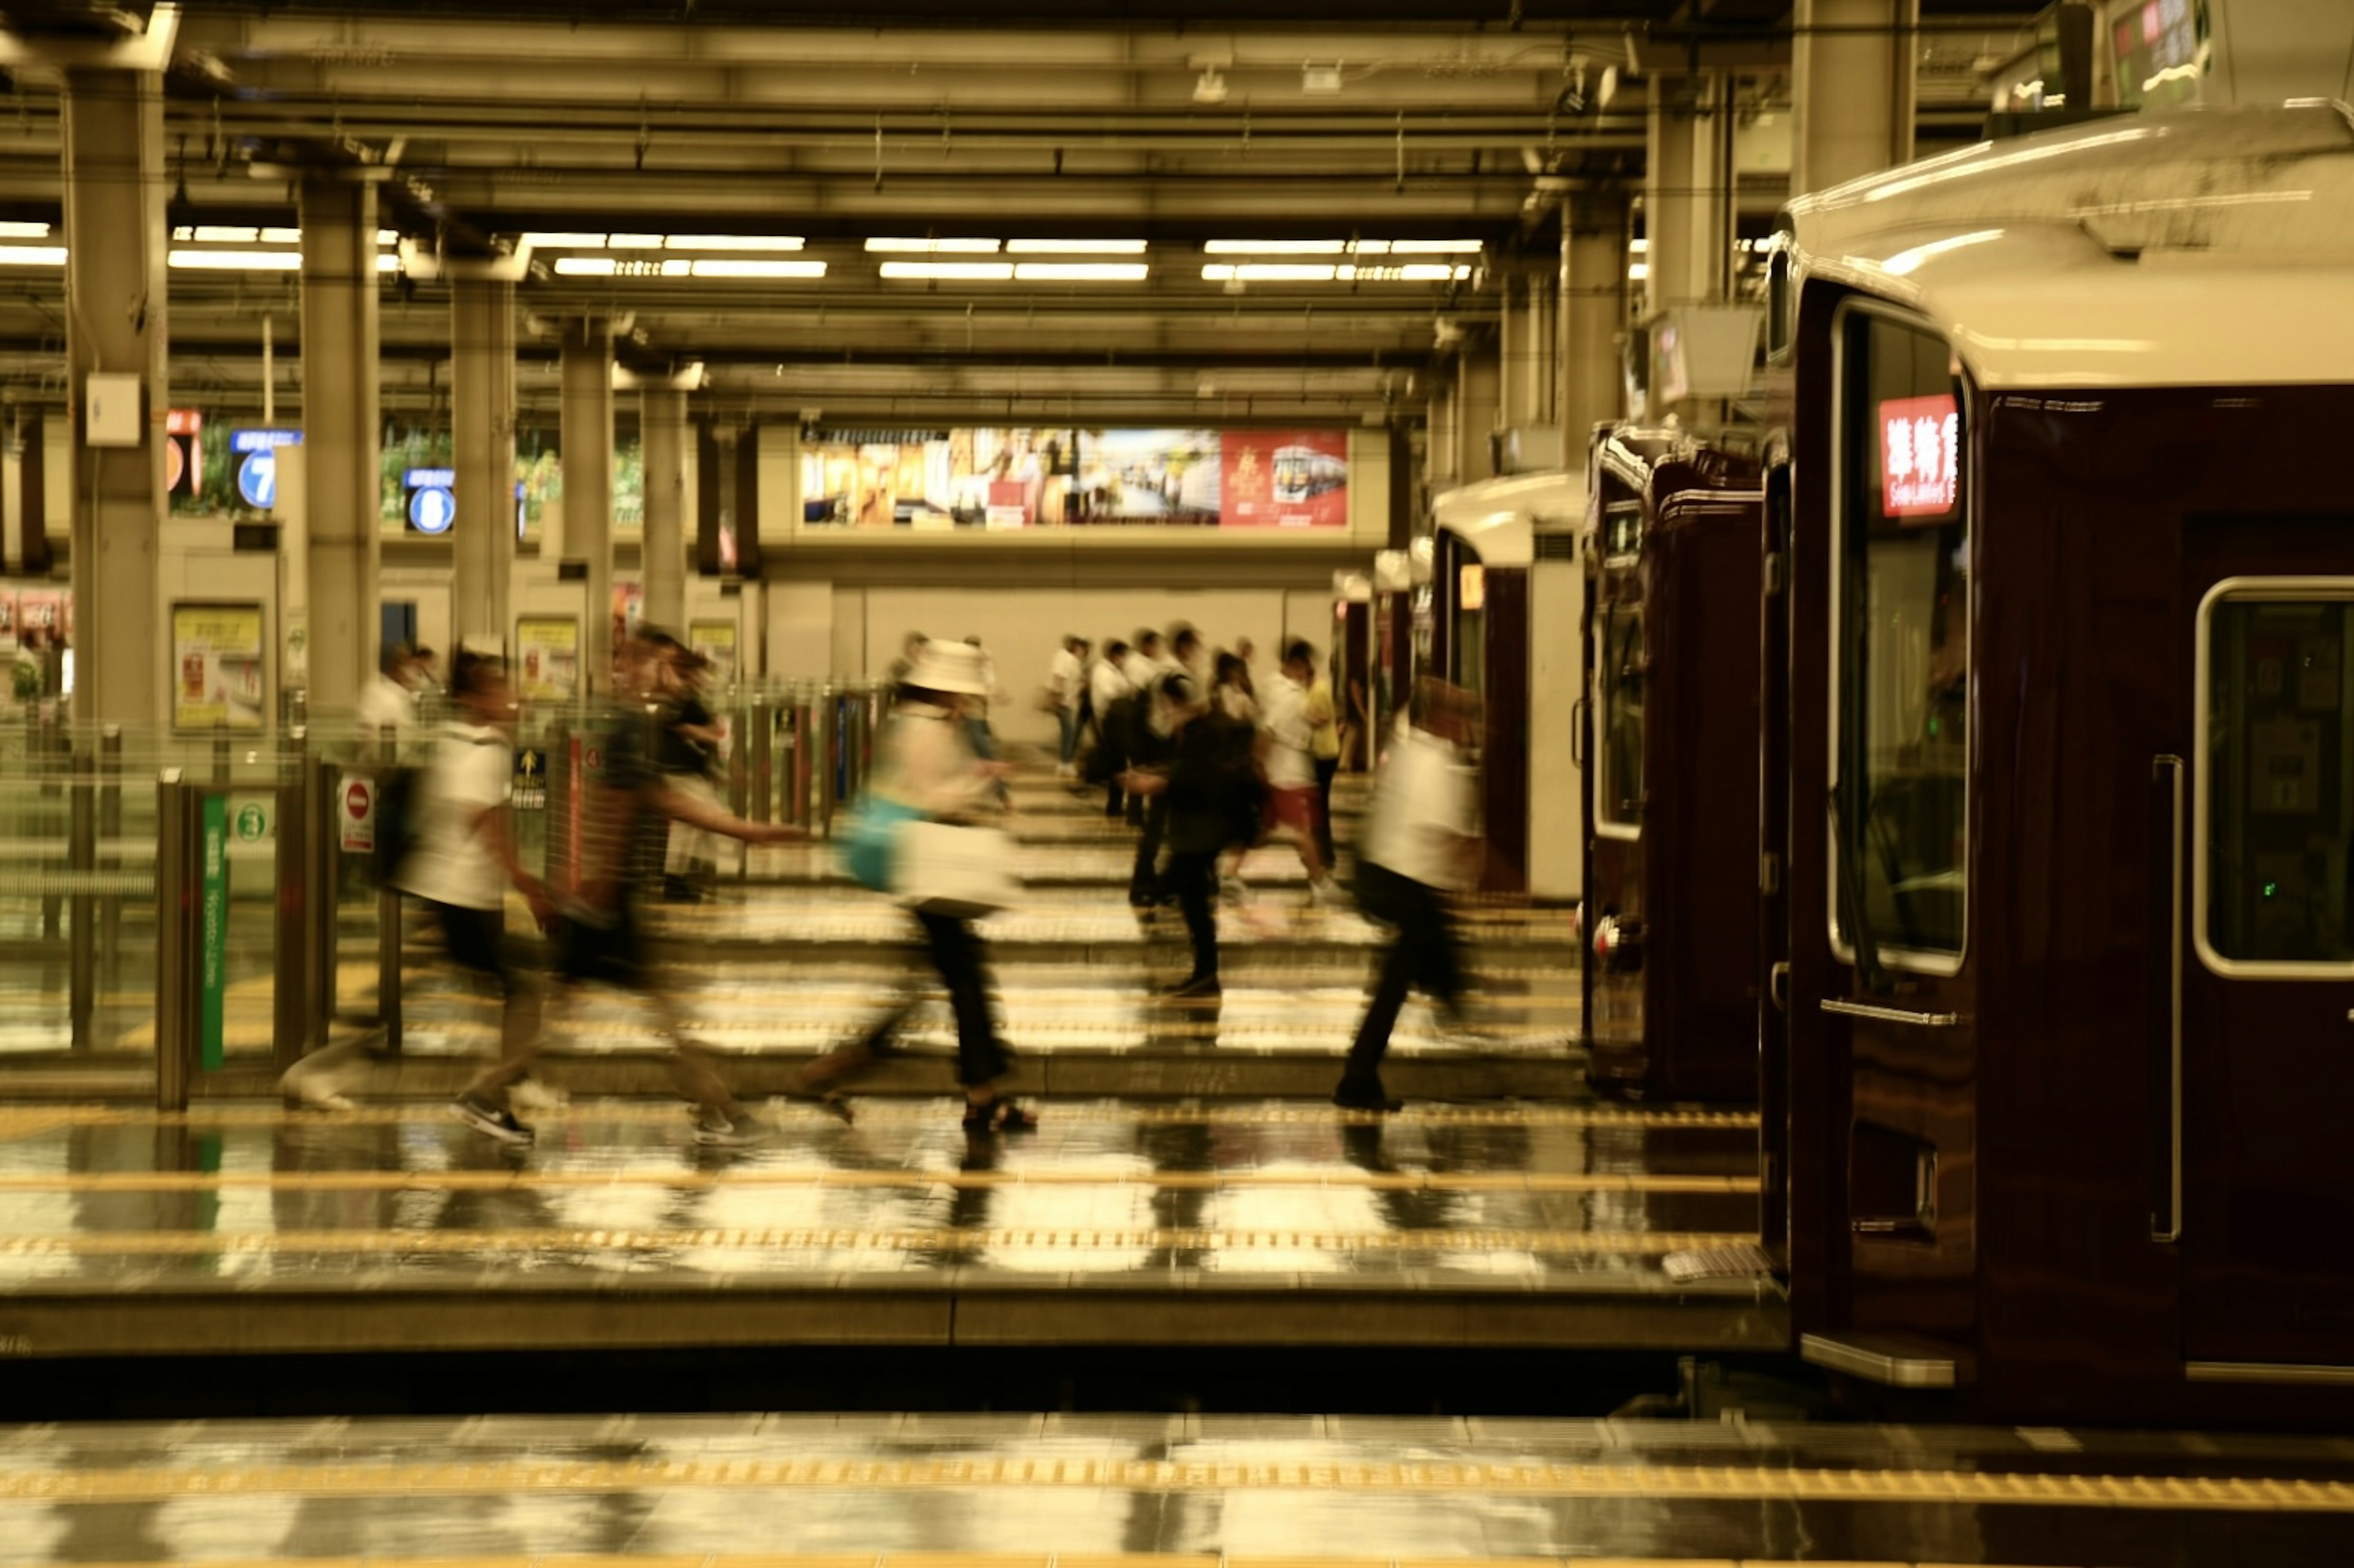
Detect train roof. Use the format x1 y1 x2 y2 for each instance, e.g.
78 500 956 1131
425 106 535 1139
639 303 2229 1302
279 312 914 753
1783 101 2354 390
1430 469 1585 566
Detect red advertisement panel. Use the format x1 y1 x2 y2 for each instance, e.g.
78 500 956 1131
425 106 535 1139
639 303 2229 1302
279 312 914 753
1878 393 1959 519
1221 428 1350 529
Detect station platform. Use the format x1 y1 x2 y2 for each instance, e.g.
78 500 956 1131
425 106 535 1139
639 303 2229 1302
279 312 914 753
2 1409 2350 1565
0 1095 1771 1361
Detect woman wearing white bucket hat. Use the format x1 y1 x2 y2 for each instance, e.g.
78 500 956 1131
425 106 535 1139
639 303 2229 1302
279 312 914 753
806 639 1037 1133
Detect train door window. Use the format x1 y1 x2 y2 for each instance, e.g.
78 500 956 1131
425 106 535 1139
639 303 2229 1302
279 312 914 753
1601 500 1642 563
1455 562 1486 697
2195 581 2354 973
1829 303 1969 969
1596 601 1645 835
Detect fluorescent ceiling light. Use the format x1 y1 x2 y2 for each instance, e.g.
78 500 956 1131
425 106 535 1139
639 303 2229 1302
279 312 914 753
1204 239 1347 255
0 246 65 266
0 221 50 239
1629 237 1650 253
1387 238 1482 254
376 229 398 245
879 260 1016 281
1202 263 1339 282
259 227 303 244
866 237 1002 254
606 232 663 249
662 258 693 276
1628 263 1650 280
1013 262 1149 282
1338 264 1471 282
377 254 402 273
554 256 619 276
1004 238 1149 254
691 258 828 279
526 232 607 249
192 226 260 243
169 248 301 270
663 234 806 251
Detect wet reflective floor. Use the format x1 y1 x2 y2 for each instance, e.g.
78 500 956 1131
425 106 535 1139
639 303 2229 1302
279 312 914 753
0 1098 1773 1357
1 1410 2349 1566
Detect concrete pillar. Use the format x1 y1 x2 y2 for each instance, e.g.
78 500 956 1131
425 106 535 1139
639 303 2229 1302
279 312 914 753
62 67 168 727
1527 275 1555 427
1794 0 1918 194
451 276 516 655
1645 71 1734 316
640 386 688 631
1457 350 1501 485
1561 193 1629 457
298 175 383 715
560 318 617 691
1496 275 1519 431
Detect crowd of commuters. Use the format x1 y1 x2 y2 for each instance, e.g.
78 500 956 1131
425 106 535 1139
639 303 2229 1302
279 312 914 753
317 617 1480 1149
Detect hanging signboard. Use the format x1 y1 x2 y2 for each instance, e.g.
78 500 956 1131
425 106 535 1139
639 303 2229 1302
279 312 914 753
516 616 581 702
1879 394 1960 519
171 602 267 732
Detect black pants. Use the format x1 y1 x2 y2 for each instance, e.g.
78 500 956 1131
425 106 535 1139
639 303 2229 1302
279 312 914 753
1165 848 1220 982
916 908 1010 1087
1313 755 1341 864
1343 863 1464 1089
1129 796 1169 904
1104 779 1126 819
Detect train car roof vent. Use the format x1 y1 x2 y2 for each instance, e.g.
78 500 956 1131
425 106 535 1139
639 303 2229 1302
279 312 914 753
1534 533 1580 562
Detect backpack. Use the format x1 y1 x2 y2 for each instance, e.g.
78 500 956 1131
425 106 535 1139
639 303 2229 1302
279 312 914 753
370 764 421 885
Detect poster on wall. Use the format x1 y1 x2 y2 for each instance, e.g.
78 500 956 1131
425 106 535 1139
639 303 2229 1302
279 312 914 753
172 602 267 731
1072 429 1221 525
1220 429 1349 528
689 620 739 684
800 427 1076 528
516 617 580 702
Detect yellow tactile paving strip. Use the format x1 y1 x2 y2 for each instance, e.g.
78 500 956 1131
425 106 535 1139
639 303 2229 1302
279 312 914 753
0 1227 1746 1259
23 1560 2116 1568
0 1103 1761 1138
4 1456 2347 1512
0 1168 1758 1195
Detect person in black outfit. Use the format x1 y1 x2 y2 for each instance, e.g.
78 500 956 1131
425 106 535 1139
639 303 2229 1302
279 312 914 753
1121 675 1253 1000
1122 678 1177 908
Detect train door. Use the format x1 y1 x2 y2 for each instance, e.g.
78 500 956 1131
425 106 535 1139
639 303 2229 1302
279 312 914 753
1758 447 1794 1258
1794 301 1980 1372
1584 498 1646 1070
2176 552 2354 1377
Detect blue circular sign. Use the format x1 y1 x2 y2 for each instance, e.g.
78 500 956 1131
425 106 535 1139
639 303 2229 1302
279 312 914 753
409 485 455 535
236 451 278 510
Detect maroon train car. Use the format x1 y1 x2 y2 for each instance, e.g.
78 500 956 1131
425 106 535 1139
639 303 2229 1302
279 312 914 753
1581 428 1766 1103
1767 104 2354 1421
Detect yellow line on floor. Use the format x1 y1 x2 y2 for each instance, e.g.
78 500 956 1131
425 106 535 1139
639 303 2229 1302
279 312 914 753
0 1226 1747 1258
26 1559 2087 1568
0 1103 1760 1133
2 1456 2344 1512
0 1168 1758 1196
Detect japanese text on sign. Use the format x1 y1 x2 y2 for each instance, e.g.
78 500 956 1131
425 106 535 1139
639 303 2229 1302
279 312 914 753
1880 393 1960 519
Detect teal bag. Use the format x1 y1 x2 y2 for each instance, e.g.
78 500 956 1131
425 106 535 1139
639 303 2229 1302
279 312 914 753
839 793 924 892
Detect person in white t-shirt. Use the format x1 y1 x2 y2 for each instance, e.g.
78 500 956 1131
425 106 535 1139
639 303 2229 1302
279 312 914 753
1089 637 1137 818
357 644 424 740
1048 634 1087 778
1334 678 1484 1113
1259 638 1344 905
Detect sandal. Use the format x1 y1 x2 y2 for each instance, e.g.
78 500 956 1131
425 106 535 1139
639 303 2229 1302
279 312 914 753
962 1097 1039 1134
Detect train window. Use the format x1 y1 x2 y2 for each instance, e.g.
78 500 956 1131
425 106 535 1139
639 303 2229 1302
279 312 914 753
1602 501 1642 562
1764 235 1795 361
2196 585 2354 973
1830 304 1969 969
1597 604 1645 834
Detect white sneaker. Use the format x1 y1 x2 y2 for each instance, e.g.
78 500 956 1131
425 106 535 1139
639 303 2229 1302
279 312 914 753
509 1078 570 1117
1308 877 1347 907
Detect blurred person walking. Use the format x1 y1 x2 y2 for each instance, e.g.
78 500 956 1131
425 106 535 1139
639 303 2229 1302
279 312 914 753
457 628 806 1146
358 643 425 740
1306 654 1344 866
657 646 728 904
1211 651 1263 905
1048 633 1087 778
1333 679 1483 1113
1120 674 1255 1000
1087 637 1136 818
281 652 552 1115
1261 639 1346 906
798 640 1038 1133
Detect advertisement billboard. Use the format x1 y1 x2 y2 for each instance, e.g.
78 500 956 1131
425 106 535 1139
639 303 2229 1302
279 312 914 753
1221 428 1349 528
1072 429 1221 525
801 428 1077 528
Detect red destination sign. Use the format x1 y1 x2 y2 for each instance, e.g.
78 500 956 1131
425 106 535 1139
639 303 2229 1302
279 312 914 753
1880 393 1959 519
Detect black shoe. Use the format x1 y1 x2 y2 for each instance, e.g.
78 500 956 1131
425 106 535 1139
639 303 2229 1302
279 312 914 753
1161 975 1222 1001
1331 1081 1403 1113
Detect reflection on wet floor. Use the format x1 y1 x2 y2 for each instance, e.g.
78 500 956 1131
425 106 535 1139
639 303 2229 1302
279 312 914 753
0 1100 1756 1287
1 1412 2350 1566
